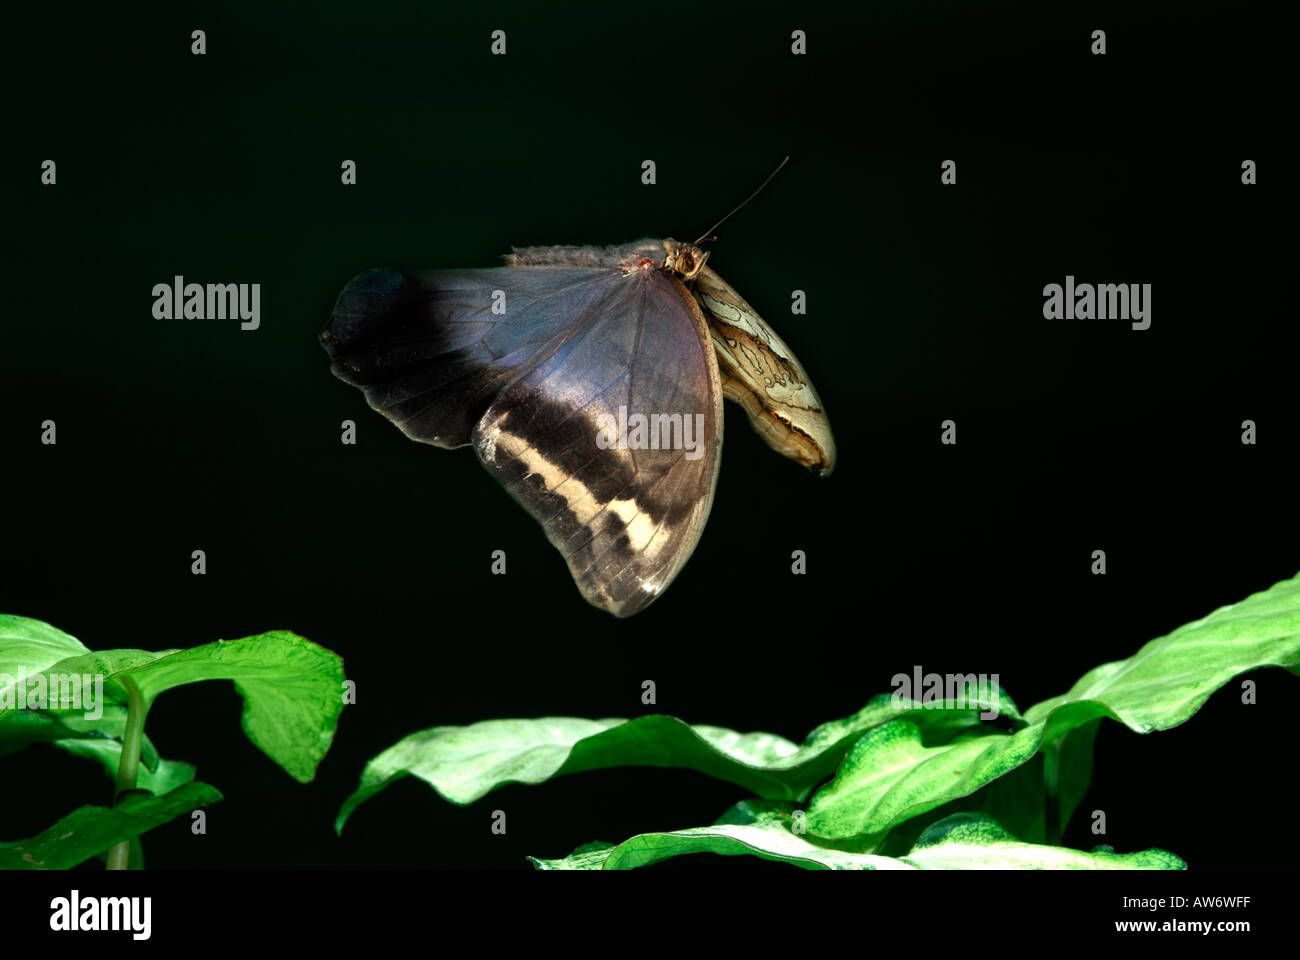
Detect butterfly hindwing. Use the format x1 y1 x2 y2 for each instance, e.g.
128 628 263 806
322 243 723 617
475 252 722 617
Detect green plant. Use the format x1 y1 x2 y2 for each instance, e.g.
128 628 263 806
0 616 345 869
338 571 1300 869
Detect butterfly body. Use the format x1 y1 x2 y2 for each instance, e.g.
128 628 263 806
322 238 832 617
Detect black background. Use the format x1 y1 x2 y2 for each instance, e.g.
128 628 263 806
2 0 1293 877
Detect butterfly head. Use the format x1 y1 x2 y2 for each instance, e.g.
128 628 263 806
662 239 710 282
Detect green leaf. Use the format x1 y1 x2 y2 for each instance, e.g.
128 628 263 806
901 813 1184 870
529 805 1183 871
0 615 90 680
529 800 892 870
1022 571 1300 731
337 690 1017 833
806 717 1046 840
0 782 221 870
0 618 138 753
931 718 1098 845
53 738 197 795
806 572 1300 839
0 706 162 772
0 621 346 783
104 631 346 782
1047 716 1102 841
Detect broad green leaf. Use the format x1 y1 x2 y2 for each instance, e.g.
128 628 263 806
0 618 145 754
529 800 896 870
807 572 1300 839
973 717 1100 844
98 631 346 782
337 690 1016 833
1047 716 1102 841
53 739 197 795
0 615 90 682
339 716 803 833
529 804 1183 871
869 794 983 857
807 717 1045 840
1022 571 1300 730
0 621 346 783
801 686 1022 751
0 706 162 772
0 782 221 870
901 813 1183 870
0 616 155 769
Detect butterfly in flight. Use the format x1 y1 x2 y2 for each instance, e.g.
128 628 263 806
321 173 835 617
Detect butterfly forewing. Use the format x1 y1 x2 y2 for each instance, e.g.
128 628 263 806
324 266 616 447
322 243 723 617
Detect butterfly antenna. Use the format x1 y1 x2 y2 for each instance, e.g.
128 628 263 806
692 156 789 245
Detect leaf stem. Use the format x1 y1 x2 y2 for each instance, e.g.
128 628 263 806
105 676 147 870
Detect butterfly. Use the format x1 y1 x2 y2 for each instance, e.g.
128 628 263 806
321 234 835 618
